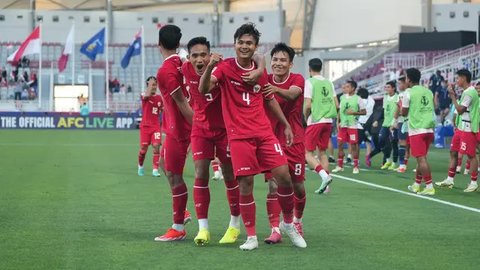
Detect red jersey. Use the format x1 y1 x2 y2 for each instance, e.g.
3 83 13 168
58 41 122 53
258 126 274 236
140 94 163 128
268 73 305 145
156 54 191 140
182 61 225 134
212 58 273 140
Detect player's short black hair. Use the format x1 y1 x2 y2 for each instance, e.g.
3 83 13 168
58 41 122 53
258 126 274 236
405 68 421 84
386 80 396 89
187 37 210 53
346 80 357 90
158 24 182 50
398 76 406 82
270 42 295 62
456 69 472 83
357 87 369 99
308 58 322 72
145 76 156 86
234 23 261 45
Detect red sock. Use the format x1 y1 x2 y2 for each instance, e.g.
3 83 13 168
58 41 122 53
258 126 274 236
294 192 306 220
471 170 478 182
353 153 359 168
466 159 471 170
172 183 188 225
239 194 256 236
153 152 160 169
404 158 409 166
266 194 281 228
448 167 456 178
224 179 240 216
138 149 146 166
277 185 294 224
415 171 422 184
315 165 329 174
338 152 345 168
423 174 432 185
193 178 210 219
212 160 220 172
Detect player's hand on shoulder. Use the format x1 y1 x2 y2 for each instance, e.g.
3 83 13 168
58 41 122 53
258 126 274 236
262 84 277 97
241 69 263 85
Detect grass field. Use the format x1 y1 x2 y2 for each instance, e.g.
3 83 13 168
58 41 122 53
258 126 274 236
1 130 480 270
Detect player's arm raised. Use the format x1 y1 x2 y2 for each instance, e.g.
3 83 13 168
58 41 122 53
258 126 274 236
263 84 302 101
199 53 222 94
242 53 266 85
265 97 293 146
142 78 155 99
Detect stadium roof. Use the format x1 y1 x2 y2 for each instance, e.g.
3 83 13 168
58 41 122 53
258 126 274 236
0 0 218 11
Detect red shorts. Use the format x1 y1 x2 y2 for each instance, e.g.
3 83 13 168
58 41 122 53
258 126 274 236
450 129 462 152
406 136 410 146
264 143 306 183
163 135 190 175
305 123 332 151
459 131 478 157
191 129 230 164
229 134 288 177
140 126 162 146
338 127 359 144
409 133 434 158
477 131 480 144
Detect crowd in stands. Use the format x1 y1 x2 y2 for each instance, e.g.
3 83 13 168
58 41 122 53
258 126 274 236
109 77 132 95
0 57 38 101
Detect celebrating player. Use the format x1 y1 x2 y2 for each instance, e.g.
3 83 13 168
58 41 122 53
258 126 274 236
154 25 193 242
137 76 163 177
332 80 366 174
199 23 306 251
182 36 242 246
262 43 306 244
436 69 478 192
303 58 337 194
396 76 410 173
402 68 436 196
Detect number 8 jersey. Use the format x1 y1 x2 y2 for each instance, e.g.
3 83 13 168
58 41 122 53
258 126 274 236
212 57 273 140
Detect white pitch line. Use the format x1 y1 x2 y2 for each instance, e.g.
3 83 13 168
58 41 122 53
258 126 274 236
331 174 480 214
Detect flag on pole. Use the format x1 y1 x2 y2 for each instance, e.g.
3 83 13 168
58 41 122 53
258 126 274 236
58 25 74 73
7 26 41 64
80 28 105 61
121 29 142 69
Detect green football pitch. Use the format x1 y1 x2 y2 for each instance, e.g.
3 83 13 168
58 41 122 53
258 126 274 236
1 130 480 270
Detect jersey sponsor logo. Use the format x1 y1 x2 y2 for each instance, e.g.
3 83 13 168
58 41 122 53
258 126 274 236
193 151 204 156
239 167 251 171
230 80 241 86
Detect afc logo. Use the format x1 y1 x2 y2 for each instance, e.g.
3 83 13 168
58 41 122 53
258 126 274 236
322 86 328 97
421 96 429 106
344 102 351 112
253 84 261 93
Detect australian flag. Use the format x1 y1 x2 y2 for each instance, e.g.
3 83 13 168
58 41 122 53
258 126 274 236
121 30 142 69
80 28 105 61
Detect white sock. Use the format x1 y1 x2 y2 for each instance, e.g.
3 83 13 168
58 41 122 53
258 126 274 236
198 218 208 230
399 164 406 169
446 176 454 182
347 154 352 159
229 215 240 229
293 217 302 223
172 223 184 231
272 227 280 234
387 158 392 163
470 180 477 185
318 170 330 181
426 183 433 189
138 165 143 169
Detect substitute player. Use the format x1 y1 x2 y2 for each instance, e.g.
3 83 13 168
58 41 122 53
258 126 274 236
396 76 410 173
137 76 163 177
262 43 306 244
183 36 242 246
154 25 193 242
332 80 366 174
402 68 436 196
200 23 306 251
437 69 478 192
303 58 337 194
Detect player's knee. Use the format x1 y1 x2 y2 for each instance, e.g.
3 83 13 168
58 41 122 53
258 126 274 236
267 180 278 195
293 182 305 197
195 166 209 180
238 177 254 195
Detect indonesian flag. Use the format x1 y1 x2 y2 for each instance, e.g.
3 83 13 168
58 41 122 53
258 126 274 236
58 25 74 73
7 26 41 64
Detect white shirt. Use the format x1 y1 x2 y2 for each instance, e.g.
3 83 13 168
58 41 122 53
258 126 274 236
459 86 475 132
358 96 375 125
304 75 336 125
402 89 434 135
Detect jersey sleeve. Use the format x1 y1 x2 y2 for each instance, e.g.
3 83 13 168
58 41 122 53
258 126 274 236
461 94 472 108
211 64 223 83
292 74 305 93
403 92 411 108
304 79 313 99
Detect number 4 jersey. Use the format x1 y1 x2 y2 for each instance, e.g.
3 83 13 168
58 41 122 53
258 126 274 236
212 58 273 140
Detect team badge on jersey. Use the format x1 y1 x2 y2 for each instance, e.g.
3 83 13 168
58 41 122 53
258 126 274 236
253 84 261 93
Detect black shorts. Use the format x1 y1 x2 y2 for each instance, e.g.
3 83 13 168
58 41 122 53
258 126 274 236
398 122 408 141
